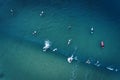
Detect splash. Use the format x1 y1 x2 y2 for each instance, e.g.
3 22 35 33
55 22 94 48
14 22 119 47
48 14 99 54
43 40 51 52
67 55 74 63
69 63 78 80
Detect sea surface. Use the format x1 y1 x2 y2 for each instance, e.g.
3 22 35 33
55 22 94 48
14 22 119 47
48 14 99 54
0 0 120 80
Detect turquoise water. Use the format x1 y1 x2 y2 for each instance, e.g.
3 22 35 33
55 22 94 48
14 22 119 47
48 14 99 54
0 0 120 80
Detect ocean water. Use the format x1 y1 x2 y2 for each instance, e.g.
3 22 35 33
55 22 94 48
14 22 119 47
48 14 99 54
0 0 120 80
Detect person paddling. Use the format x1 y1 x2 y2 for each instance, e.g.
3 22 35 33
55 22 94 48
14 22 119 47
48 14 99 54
100 41 104 48
90 27 94 34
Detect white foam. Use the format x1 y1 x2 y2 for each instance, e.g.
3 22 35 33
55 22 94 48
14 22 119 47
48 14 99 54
94 61 101 67
85 59 91 64
115 69 118 72
106 66 114 71
43 40 51 52
74 56 78 61
90 27 94 34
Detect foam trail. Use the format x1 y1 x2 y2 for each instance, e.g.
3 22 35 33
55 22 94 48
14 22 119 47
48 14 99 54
69 63 78 80
84 71 90 80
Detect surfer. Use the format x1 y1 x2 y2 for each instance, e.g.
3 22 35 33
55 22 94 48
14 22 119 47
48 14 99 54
10 9 14 15
67 39 72 45
90 27 94 34
32 30 37 35
67 55 74 63
85 59 91 64
74 56 78 61
40 10 44 16
100 41 104 48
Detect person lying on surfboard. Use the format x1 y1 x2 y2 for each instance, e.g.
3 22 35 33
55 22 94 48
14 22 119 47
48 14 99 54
100 41 104 48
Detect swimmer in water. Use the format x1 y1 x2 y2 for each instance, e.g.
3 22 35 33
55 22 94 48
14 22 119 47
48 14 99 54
90 27 94 34
94 61 101 67
10 9 13 12
67 55 74 63
10 9 14 15
32 30 37 35
40 11 44 16
67 39 72 45
100 41 104 48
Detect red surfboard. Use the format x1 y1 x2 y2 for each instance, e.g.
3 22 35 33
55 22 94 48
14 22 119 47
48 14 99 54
100 41 104 48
